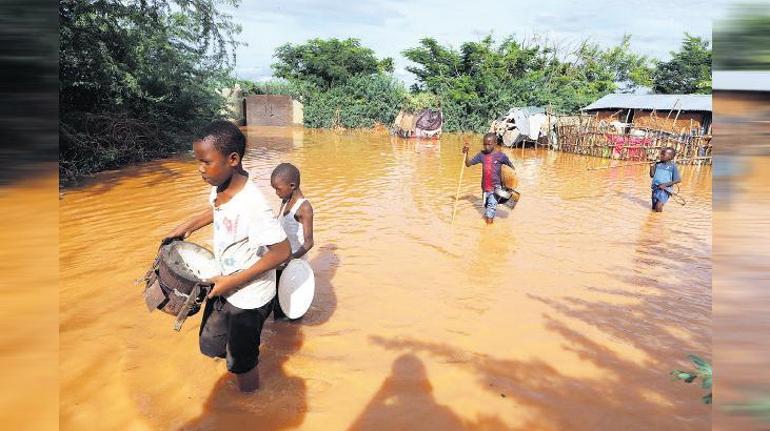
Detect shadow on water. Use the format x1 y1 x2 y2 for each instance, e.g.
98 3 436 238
365 217 710 430
368 312 707 431
298 244 339 327
179 244 339 430
348 353 509 431
613 189 652 209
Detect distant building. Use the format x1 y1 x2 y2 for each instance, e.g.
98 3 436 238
244 95 303 127
582 94 712 134
713 71 770 154
712 71 770 116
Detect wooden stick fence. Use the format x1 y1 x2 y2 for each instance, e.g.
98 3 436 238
552 115 712 165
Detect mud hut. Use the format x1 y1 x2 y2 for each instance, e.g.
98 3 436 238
582 94 712 135
713 71 770 154
713 71 770 116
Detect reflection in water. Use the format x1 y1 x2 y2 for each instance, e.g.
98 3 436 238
60 127 711 430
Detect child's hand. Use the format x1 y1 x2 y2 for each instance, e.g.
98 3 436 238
207 275 238 298
162 226 189 246
657 184 668 190
160 233 185 246
462 143 469 154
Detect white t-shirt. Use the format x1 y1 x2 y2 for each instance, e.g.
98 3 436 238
209 180 287 309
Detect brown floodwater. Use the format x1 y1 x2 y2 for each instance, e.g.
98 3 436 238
60 127 712 430
713 156 770 431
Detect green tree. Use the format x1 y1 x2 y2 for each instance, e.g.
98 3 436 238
714 4 770 70
266 38 404 129
59 0 240 183
302 74 405 129
272 38 394 90
402 34 653 132
652 34 712 94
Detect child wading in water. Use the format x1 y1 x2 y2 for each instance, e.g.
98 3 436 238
650 147 682 212
462 133 516 224
270 162 315 319
163 120 291 392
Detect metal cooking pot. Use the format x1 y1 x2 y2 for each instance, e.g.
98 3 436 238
142 240 220 317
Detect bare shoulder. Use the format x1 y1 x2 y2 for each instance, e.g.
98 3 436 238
297 199 314 218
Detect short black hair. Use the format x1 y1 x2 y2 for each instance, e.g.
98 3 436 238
195 120 246 158
483 132 498 143
271 162 301 186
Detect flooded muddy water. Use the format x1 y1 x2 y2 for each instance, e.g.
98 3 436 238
713 156 770 431
60 127 712 430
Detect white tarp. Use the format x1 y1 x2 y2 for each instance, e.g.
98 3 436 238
506 109 547 140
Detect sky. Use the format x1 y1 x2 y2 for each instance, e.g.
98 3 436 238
224 0 734 85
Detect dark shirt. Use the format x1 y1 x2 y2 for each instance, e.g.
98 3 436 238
469 151 513 192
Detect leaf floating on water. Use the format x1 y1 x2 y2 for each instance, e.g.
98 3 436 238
671 370 697 383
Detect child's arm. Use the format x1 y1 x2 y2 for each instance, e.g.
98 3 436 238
669 165 682 187
462 144 480 167
649 163 656 178
208 239 291 298
162 208 213 243
291 201 315 260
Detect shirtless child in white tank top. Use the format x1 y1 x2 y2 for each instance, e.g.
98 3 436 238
270 162 315 319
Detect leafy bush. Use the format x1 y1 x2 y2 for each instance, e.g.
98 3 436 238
302 74 406 129
59 0 239 183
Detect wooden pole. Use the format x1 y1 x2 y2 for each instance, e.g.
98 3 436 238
451 151 467 224
665 99 680 120
672 108 683 132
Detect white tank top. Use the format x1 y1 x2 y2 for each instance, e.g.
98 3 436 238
279 198 308 260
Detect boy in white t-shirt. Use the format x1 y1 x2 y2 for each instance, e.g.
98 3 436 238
163 120 290 392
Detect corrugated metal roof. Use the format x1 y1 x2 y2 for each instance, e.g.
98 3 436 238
713 71 770 92
582 94 712 112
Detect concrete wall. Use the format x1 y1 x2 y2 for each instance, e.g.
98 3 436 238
245 95 300 126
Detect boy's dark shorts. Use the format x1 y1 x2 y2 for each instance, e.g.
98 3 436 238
651 187 670 208
199 296 273 374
